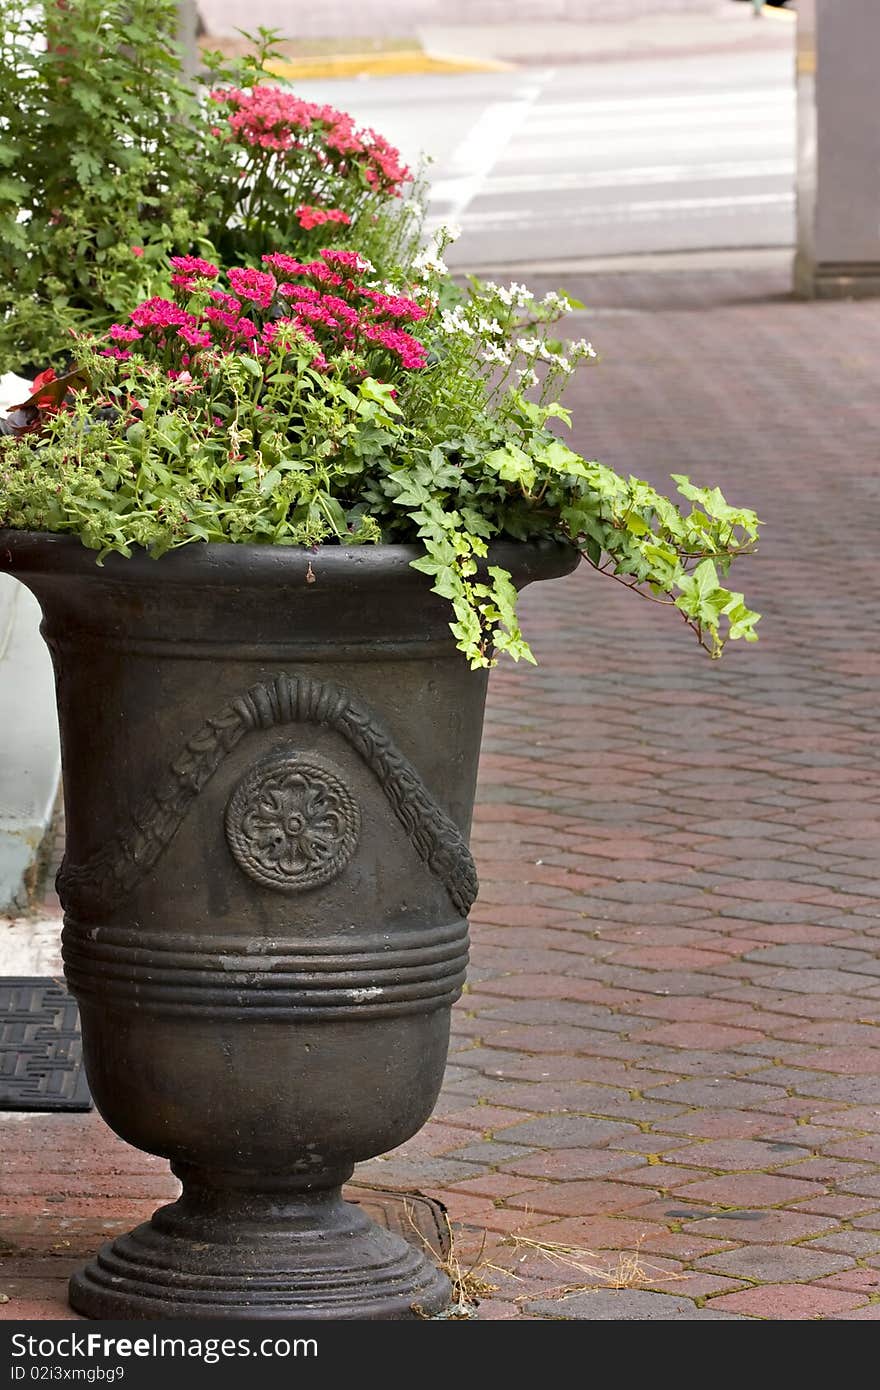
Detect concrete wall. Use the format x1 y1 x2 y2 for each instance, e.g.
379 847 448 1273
198 0 723 40
795 0 880 297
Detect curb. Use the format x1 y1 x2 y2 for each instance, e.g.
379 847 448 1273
267 50 514 81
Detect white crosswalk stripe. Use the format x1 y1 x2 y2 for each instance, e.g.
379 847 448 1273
430 77 796 261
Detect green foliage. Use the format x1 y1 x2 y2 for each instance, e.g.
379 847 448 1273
0 249 761 667
197 30 427 277
0 0 212 371
0 11 423 373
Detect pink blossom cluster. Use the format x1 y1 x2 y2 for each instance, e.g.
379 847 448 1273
209 86 411 197
295 204 351 231
103 247 432 377
168 256 220 292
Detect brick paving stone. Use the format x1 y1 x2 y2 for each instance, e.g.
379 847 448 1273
707 1284 868 1320
628 1022 768 1049
499 1149 645 1181
685 1211 841 1243
526 1215 670 1250
655 1110 799 1140
505 1180 660 1217
795 1196 880 1219
488 1116 638 1149
525 1289 746 1320
815 1269 880 1295
668 1138 809 1170
694 1244 854 1283
807 1230 880 1256
640 1079 790 1109
828 1305 880 1320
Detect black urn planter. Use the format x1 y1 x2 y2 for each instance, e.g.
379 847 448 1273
0 533 577 1319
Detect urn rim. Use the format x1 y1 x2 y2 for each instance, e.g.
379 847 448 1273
0 529 580 590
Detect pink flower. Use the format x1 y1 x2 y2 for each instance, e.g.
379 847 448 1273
295 204 352 231
317 294 359 327
229 317 259 342
130 297 194 330
278 283 322 303
108 323 143 342
360 289 428 323
227 266 277 309
169 255 219 280
130 246 144 258
178 324 212 349
209 290 243 313
101 347 132 360
262 253 309 276
320 248 371 274
360 322 427 369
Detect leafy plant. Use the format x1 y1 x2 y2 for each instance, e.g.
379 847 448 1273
200 34 425 274
0 240 760 666
0 7 422 374
0 0 213 372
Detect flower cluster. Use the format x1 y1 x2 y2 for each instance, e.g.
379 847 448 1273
295 205 351 231
210 86 411 198
101 248 433 378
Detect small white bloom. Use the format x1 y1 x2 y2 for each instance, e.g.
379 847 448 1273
517 368 539 388
481 343 512 366
441 222 462 244
477 316 504 336
412 246 449 278
510 282 534 306
571 338 598 360
440 306 474 336
516 336 541 356
540 290 571 314
495 285 514 307
383 282 402 296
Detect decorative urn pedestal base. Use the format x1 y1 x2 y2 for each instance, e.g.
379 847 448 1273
0 533 577 1319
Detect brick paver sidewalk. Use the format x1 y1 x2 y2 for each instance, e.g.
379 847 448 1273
4 262 880 1320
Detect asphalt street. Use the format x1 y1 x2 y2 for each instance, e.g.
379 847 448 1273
294 46 795 269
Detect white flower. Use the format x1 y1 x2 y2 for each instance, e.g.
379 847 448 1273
412 246 449 278
477 316 504 336
539 345 572 372
510 282 534 306
571 338 598 360
516 336 541 356
540 290 571 314
440 222 462 244
440 306 474 336
516 368 539 388
481 343 512 366
495 285 514 306
383 282 402 296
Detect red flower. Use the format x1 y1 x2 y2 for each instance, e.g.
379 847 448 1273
32 367 57 395
130 246 144 258
295 204 352 231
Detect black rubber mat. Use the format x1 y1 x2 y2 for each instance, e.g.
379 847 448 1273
0 977 92 1111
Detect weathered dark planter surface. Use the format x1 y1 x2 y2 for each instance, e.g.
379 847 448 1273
0 532 578 1319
